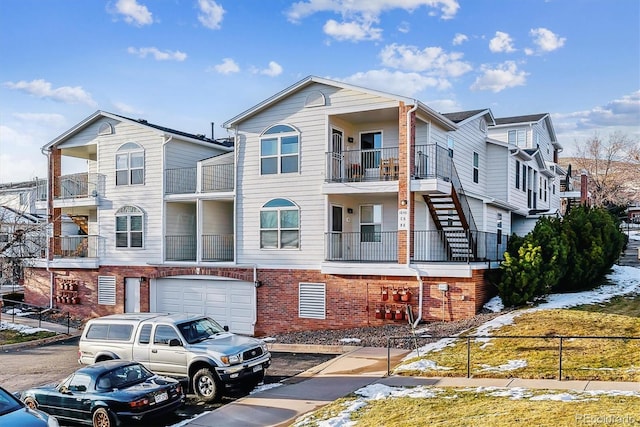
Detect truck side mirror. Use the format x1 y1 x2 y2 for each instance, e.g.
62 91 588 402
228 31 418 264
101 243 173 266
223 326 229 332
168 338 182 347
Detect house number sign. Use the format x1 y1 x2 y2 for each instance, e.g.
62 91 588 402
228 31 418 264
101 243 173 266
398 208 408 230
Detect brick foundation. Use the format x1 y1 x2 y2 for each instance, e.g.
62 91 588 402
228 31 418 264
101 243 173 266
24 266 495 336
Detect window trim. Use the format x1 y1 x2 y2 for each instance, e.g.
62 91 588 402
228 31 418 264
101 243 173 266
115 205 144 249
260 124 300 175
472 152 479 184
259 198 300 250
115 142 145 186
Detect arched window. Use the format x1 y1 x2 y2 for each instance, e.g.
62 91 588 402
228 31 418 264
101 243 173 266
115 206 144 248
116 142 144 185
260 198 299 249
260 125 299 175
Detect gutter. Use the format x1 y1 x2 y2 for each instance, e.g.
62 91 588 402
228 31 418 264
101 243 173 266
40 145 53 308
406 102 423 327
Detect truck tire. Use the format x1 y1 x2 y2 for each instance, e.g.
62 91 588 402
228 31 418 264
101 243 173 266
192 367 221 402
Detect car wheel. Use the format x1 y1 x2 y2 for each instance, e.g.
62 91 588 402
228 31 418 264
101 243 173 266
92 407 113 427
192 367 220 403
23 397 37 409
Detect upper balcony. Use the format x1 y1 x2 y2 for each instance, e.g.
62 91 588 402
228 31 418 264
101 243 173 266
165 163 234 196
36 173 104 209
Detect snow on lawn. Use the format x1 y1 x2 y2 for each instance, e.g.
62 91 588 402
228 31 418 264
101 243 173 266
0 321 50 334
292 384 640 427
479 359 527 372
403 264 640 361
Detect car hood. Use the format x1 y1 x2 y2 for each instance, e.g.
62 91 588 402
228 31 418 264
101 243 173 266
190 333 264 354
2 407 53 427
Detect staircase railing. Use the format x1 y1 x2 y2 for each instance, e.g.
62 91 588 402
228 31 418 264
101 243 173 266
449 160 477 232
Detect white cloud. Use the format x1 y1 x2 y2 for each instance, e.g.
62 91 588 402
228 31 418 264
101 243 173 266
323 18 382 41
112 101 142 115
554 91 640 134
398 21 410 33
113 0 153 26
452 33 468 45
527 28 566 55
197 0 225 30
4 79 97 106
259 61 283 77
489 31 516 53
213 58 240 75
127 47 187 61
470 61 528 92
287 0 460 23
379 43 472 79
12 113 66 127
339 69 447 97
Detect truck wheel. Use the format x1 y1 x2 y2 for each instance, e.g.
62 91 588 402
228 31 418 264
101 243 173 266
92 407 113 427
193 368 221 403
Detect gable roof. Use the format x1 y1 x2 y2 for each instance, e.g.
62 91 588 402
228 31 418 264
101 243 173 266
442 109 495 126
492 113 561 149
223 75 457 131
43 111 233 152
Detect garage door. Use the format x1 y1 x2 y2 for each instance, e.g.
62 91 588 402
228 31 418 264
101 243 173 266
151 276 255 335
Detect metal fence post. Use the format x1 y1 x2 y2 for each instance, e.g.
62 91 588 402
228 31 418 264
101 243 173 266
387 338 391 376
466 336 471 378
38 310 42 328
558 337 563 381
67 312 70 335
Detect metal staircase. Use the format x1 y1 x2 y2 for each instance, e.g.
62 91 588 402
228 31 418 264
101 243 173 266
423 161 478 261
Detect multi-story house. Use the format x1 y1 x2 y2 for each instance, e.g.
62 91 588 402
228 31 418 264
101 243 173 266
23 76 566 336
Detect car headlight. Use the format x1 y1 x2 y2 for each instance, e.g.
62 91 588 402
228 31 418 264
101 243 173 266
261 343 268 353
220 353 241 365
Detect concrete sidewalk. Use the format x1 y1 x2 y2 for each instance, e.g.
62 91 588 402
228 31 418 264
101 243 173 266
180 346 639 427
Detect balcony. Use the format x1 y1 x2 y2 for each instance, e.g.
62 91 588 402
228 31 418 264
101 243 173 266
325 147 400 183
324 231 398 262
412 230 508 263
165 163 234 195
165 234 234 262
51 235 99 258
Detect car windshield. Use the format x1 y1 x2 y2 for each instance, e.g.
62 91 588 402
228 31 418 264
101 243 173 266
96 364 154 390
0 387 22 416
177 317 226 344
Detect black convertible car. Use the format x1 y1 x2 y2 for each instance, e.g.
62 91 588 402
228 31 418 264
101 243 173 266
20 360 184 427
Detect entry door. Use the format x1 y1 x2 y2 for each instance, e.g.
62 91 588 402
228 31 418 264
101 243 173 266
331 205 343 259
125 278 141 313
331 129 343 181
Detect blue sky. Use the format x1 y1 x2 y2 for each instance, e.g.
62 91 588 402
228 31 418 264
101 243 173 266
1 0 638 183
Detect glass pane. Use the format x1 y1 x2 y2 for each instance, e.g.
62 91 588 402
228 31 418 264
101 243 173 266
281 230 299 248
280 209 299 228
116 170 128 186
281 136 298 154
361 206 373 223
130 152 144 168
130 215 143 231
131 169 144 184
130 232 143 247
261 138 277 156
116 154 128 170
116 232 128 247
261 158 277 175
260 211 277 228
260 231 278 248
264 198 294 208
372 205 382 222
281 155 298 173
116 216 128 232
264 125 295 134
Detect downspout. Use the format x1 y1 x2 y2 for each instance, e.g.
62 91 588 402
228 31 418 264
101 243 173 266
40 146 53 308
405 102 424 327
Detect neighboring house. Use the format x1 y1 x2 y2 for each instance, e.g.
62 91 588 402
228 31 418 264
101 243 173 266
0 205 44 288
22 76 567 336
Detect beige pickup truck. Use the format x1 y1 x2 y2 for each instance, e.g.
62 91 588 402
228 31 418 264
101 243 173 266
78 313 271 402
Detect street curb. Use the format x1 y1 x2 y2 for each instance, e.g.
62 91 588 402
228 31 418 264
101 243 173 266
266 342 360 354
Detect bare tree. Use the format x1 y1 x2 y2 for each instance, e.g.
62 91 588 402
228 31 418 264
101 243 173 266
0 205 47 292
572 131 640 207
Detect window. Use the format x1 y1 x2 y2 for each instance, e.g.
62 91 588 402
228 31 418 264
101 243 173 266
508 130 527 147
260 125 299 175
515 160 520 189
522 164 527 192
115 206 143 248
116 142 144 185
479 119 487 133
19 192 29 205
447 135 454 157
154 325 179 345
473 152 479 183
260 198 299 249
497 213 503 244
360 204 382 242
138 324 152 344
360 131 382 168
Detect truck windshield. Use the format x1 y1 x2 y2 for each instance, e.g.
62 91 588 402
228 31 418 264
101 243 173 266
177 318 226 344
